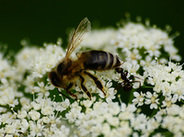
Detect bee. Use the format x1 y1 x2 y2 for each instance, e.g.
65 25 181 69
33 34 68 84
48 17 137 99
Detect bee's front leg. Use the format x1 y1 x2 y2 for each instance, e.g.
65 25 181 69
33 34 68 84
65 83 78 99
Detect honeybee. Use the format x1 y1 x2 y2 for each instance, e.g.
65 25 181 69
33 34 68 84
49 17 136 99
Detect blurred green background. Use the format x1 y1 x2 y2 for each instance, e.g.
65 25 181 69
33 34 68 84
0 0 184 60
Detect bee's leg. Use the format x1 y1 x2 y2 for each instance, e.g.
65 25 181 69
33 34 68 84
65 83 78 99
79 75 92 99
57 89 71 99
83 71 106 96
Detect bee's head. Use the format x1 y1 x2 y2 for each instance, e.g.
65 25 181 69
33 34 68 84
56 62 65 75
48 71 62 87
56 60 72 75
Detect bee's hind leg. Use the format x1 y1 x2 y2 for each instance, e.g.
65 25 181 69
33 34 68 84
79 75 92 99
83 71 106 96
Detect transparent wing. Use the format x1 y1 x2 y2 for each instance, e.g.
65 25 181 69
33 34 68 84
65 17 91 59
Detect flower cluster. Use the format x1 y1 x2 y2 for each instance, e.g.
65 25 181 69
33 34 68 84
0 19 184 137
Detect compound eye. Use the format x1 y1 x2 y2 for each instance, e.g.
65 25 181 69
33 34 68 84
57 62 64 75
48 71 61 87
57 60 72 75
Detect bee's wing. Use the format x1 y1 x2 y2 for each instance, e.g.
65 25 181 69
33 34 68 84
65 17 91 59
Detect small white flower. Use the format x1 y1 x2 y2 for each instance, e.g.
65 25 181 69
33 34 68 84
122 61 140 74
21 119 29 132
162 95 177 108
81 28 117 51
106 116 119 127
145 92 159 109
132 91 145 106
107 102 120 115
17 110 27 119
61 99 70 108
28 110 40 121
41 105 53 116
131 114 147 131
42 116 50 124
102 123 110 136
81 99 93 108
31 101 41 110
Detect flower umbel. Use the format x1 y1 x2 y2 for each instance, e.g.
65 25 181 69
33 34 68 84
0 19 183 137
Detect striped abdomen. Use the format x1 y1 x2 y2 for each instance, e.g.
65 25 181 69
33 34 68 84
80 50 122 70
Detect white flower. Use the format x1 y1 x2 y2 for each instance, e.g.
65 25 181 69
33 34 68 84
114 22 180 61
31 101 41 110
122 61 140 74
81 28 117 51
21 119 29 132
145 92 159 109
29 120 44 136
130 114 147 131
118 104 136 121
61 99 70 108
108 102 121 115
28 110 40 121
106 116 119 127
15 47 40 73
102 123 111 136
162 95 177 108
140 56 155 67
30 43 65 78
132 91 145 106
146 118 159 133
41 104 54 116
118 121 132 136
144 62 184 101
42 116 50 124
65 102 82 123
0 85 19 107
17 110 27 119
